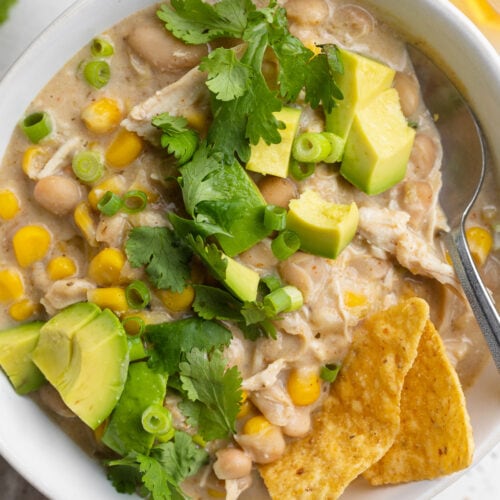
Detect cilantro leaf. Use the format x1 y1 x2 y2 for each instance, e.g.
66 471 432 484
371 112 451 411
0 0 17 24
146 317 232 374
199 48 251 101
152 112 199 165
125 226 192 292
157 0 253 44
192 284 243 321
178 348 242 441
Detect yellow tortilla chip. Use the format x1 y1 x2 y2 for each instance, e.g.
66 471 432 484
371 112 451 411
259 298 429 499
363 319 474 484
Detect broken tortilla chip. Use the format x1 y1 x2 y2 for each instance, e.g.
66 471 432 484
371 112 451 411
363 319 474 485
259 297 429 499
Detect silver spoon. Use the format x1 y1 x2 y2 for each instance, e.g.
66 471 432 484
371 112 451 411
408 45 500 372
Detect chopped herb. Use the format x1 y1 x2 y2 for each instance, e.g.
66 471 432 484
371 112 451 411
0 0 17 24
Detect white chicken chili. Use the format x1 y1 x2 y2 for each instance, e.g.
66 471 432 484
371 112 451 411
0 1 498 499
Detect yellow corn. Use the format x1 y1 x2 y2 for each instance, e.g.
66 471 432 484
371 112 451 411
237 390 252 419
93 419 108 443
105 129 143 169
287 367 321 406
207 488 226 498
157 286 195 312
88 248 126 286
87 287 129 313
81 97 123 134
9 299 37 322
74 202 97 246
242 415 272 435
87 175 126 210
21 145 50 178
343 291 367 308
305 41 322 55
47 256 77 280
0 190 20 220
466 226 493 267
0 269 24 303
184 110 208 134
12 225 51 268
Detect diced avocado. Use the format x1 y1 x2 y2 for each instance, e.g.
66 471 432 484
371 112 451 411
224 256 260 303
340 88 416 195
128 335 147 362
246 107 302 178
102 362 167 455
32 302 100 388
0 322 45 395
325 48 395 141
286 190 359 259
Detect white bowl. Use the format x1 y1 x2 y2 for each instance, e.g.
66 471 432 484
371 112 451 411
0 0 499 498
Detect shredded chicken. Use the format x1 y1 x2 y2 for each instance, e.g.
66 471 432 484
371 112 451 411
41 279 96 315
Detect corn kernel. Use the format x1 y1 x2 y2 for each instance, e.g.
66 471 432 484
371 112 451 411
157 286 195 312
93 419 108 443
242 415 272 435
0 269 24 303
87 287 129 313
343 291 367 308
207 488 226 498
305 41 322 55
81 97 123 134
21 145 50 178
184 110 208 133
237 391 252 419
0 190 20 220
74 202 97 246
47 256 77 280
105 129 143 169
12 225 51 268
88 248 126 286
287 367 321 406
466 226 493 267
88 175 126 210
9 299 37 321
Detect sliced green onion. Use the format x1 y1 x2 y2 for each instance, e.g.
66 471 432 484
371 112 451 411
271 229 301 261
192 434 207 448
290 159 315 181
320 364 341 383
122 315 146 336
261 274 282 293
97 191 123 216
264 205 287 231
125 280 151 309
122 190 148 214
321 132 345 163
141 404 173 436
90 38 114 57
264 285 303 315
292 132 332 163
157 427 175 443
83 60 111 89
20 112 52 143
72 150 104 183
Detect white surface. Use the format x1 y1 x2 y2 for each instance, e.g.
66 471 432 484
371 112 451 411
0 1 499 499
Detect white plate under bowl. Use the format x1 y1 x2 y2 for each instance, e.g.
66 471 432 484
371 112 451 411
0 0 499 499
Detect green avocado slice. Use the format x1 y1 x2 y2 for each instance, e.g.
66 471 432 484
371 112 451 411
0 322 45 395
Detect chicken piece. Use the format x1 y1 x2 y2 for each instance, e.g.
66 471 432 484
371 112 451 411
41 279 96 315
358 206 457 287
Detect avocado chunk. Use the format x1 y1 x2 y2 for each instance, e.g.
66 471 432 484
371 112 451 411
286 190 359 259
246 107 302 178
32 302 100 388
340 88 416 195
32 304 129 429
0 322 45 395
224 256 260 302
325 48 395 141
102 362 167 455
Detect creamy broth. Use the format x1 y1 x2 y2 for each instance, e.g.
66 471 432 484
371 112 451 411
0 1 498 499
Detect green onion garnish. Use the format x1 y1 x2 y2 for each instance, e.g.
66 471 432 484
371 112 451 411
261 274 282 293
125 280 150 309
271 229 301 261
289 159 315 181
321 132 345 163
20 112 53 144
90 38 114 57
97 191 123 216
122 190 148 214
292 132 332 163
141 404 173 436
72 150 104 183
264 205 287 232
83 60 111 89
320 364 341 383
122 315 146 336
264 285 303 315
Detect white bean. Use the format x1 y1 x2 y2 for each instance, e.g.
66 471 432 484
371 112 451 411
33 175 82 215
394 72 420 117
213 448 253 480
286 0 329 26
258 176 298 209
410 134 437 177
237 426 286 464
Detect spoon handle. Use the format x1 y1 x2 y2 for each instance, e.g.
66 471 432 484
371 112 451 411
444 228 500 372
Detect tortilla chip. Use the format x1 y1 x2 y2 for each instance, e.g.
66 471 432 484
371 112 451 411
259 298 429 499
363 319 474 485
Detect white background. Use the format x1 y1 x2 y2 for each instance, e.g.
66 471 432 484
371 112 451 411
0 1 499 499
